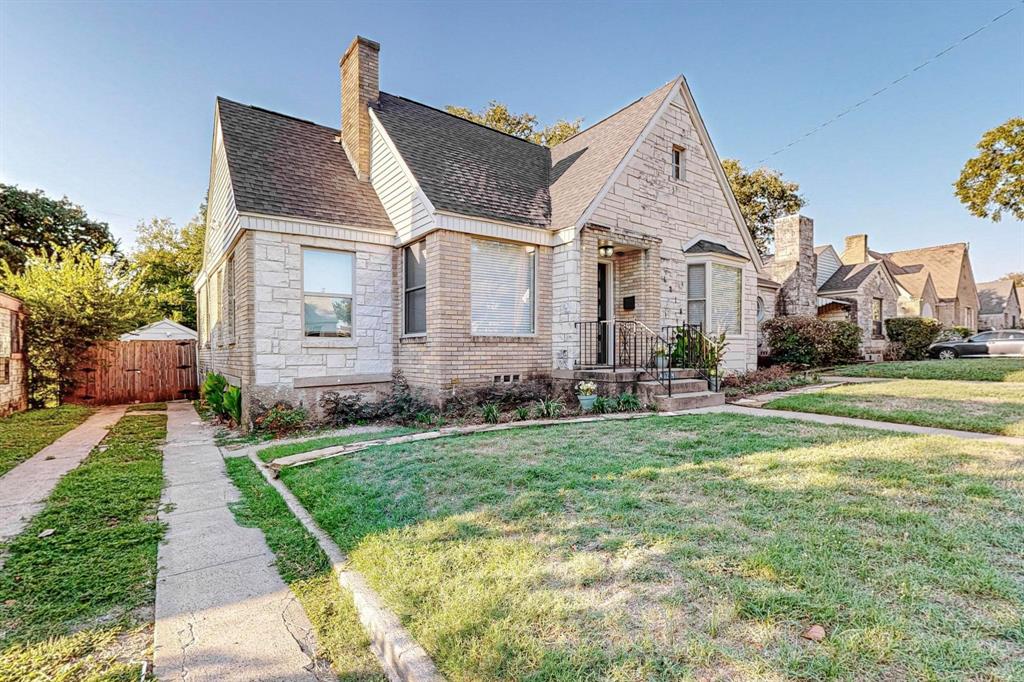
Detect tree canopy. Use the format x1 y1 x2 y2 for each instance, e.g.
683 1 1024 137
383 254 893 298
954 118 1023 223
0 244 153 406
445 101 582 147
0 183 118 273
1004 272 1024 286
721 159 806 256
130 206 206 327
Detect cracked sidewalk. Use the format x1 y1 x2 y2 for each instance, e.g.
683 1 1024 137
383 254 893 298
153 402 330 681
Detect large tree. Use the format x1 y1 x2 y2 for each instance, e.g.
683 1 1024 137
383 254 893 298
445 101 582 147
1004 272 1024 286
0 183 118 273
130 205 206 327
954 117 1024 223
0 244 153 406
721 159 806 256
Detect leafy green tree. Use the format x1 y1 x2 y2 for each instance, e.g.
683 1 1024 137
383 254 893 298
722 159 806 256
1005 272 1024 286
445 101 582 147
130 205 206 327
0 245 153 405
0 184 118 273
954 117 1024 222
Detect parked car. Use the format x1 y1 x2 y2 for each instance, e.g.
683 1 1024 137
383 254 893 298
928 330 1024 359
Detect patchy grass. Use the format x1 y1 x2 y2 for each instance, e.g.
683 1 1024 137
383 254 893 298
0 405 93 477
831 358 1024 382
767 379 1024 436
0 414 166 679
281 413 1024 681
257 427 420 463
126 402 167 412
224 456 384 680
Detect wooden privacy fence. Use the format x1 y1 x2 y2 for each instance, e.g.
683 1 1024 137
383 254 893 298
66 340 198 406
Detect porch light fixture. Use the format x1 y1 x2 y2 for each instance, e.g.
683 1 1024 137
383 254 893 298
597 243 614 258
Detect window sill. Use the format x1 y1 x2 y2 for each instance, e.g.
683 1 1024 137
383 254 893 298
470 334 539 342
303 337 357 349
400 335 426 345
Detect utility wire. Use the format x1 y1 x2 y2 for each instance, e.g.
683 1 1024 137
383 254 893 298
755 2 1021 165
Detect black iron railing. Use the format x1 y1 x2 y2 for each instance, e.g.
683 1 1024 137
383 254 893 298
662 324 721 390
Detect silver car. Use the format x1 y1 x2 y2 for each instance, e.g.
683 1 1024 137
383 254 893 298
927 330 1024 359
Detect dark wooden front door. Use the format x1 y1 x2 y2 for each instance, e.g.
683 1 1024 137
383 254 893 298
597 263 609 364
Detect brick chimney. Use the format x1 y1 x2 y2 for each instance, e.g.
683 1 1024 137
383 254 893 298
340 36 380 181
770 214 817 316
841 234 868 265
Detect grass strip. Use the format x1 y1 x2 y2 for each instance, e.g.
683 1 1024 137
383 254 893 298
224 456 385 681
831 358 1024 382
126 402 167 412
0 414 166 680
0 405 94 477
257 427 419 463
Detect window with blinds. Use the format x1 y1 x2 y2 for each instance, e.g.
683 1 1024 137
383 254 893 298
687 264 705 328
471 239 535 335
710 263 742 335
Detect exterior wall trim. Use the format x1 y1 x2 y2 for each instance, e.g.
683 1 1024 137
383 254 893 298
293 373 391 389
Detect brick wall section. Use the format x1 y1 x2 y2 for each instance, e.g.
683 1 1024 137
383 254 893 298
586 89 758 372
396 229 552 398
340 37 379 181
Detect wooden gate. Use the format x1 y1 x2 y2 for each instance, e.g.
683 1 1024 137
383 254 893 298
66 340 198 405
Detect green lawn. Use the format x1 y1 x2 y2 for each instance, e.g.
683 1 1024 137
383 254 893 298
0 414 166 680
126 402 167 412
767 379 1024 436
225 457 385 680
280 414 1024 681
257 426 420 463
0 405 93 477
831 358 1024 382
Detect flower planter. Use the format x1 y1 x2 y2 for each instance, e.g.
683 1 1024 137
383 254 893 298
577 394 597 412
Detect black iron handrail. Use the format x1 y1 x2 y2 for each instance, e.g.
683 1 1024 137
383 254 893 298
574 320 677 395
662 324 721 390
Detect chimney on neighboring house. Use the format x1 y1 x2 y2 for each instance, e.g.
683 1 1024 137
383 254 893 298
841 234 868 265
340 36 380 181
770 214 817 316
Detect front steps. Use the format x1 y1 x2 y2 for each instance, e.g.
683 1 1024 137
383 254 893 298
652 390 725 411
556 366 725 412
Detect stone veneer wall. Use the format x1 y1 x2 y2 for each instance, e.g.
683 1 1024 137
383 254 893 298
585 88 758 372
770 214 817 316
0 298 28 416
395 229 552 399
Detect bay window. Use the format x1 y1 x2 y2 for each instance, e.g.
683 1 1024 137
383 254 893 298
471 238 535 335
404 241 426 335
303 248 354 337
687 261 743 335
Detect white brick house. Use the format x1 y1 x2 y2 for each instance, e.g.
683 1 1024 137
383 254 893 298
195 36 764 420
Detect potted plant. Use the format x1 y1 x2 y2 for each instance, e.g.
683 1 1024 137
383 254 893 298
652 347 670 371
703 332 729 391
575 381 598 412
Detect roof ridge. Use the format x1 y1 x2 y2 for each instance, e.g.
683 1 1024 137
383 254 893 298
378 92 551 150
556 78 676 146
880 241 968 256
217 96 338 133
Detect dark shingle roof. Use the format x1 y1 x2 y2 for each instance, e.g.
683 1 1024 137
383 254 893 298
817 262 881 294
684 239 749 260
216 97 392 230
371 93 551 227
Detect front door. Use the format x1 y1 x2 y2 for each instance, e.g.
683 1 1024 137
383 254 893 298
597 262 610 364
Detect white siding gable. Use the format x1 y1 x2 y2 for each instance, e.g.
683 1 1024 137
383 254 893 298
368 110 434 243
815 245 842 288
202 110 241 276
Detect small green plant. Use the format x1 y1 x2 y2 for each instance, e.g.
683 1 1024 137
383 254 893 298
254 403 308 437
534 398 564 419
513 406 531 421
415 411 436 426
592 396 616 414
482 403 501 424
201 372 228 417
223 385 242 425
616 392 642 411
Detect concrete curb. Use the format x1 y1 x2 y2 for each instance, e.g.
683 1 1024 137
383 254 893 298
246 451 443 682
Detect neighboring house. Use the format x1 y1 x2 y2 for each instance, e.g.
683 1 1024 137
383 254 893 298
977 279 1021 330
865 241 980 332
0 293 28 416
120 318 198 341
194 36 762 419
762 215 900 359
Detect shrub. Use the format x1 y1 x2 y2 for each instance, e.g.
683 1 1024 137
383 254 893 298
254 402 308 437
223 385 242 425
591 396 616 414
513 406 531 421
937 326 971 342
375 370 434 424
616 392 642 411
318 391 371 426
534 399 563 419
721 365 818 398
201 373 228 418
443 375 554 417
481 403 500 424
883 341 907 362
762 316 862 367
884 317 942 360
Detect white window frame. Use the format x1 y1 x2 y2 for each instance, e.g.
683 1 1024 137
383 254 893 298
470 237 537 337
686 255 745 337
301 247 356 340
403 241 427 337
672 145 686 182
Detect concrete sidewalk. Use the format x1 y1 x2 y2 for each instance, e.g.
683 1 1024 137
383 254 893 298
153 402 330 682
0 405 126 543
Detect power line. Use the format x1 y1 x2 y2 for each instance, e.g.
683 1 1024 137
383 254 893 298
755 2 1021 165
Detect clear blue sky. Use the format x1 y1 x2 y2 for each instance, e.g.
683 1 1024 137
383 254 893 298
1 0 1021 280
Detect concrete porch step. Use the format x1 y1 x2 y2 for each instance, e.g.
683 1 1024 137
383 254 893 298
652 391 725 411
638 378 708 393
